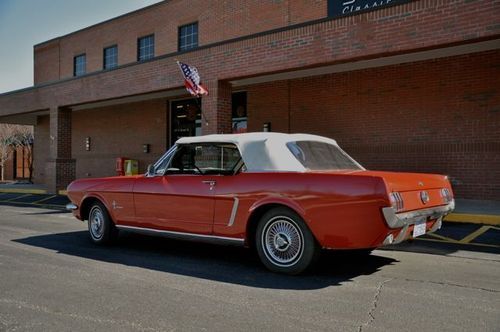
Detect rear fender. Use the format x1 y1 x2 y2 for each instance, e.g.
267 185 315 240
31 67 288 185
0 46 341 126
249 196 307 222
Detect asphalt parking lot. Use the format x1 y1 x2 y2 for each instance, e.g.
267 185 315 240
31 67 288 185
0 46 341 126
0 204 499 332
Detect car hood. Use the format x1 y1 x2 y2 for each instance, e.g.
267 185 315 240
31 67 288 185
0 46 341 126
67 175 143 193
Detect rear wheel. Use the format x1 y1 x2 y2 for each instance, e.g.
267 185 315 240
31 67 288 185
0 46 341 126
256 207 320 275
88 201 118 244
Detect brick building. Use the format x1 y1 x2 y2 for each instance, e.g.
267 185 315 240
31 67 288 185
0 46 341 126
0 0 499 199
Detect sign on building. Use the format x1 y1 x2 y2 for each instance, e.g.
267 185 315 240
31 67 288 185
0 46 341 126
328 0 413 19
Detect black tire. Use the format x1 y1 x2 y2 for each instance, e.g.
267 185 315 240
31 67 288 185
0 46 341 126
87 201 118 245
255 207 320 275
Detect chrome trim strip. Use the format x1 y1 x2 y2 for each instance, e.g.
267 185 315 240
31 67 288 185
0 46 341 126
66 203 78 211
116 225 245 246
227 197 239 227
382 200 455 229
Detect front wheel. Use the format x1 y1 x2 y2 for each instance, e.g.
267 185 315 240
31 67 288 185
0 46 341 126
256 207 320 275
88 201 118 244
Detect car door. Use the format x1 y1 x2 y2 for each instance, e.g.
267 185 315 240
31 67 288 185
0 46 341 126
133 143 220 234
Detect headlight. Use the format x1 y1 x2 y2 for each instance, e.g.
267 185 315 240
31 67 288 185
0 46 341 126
389 192 404 212
440 188 452 203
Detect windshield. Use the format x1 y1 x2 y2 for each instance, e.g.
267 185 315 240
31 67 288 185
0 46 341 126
286 141 363 171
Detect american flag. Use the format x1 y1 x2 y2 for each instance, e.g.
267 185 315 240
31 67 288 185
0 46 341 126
176 61 209 96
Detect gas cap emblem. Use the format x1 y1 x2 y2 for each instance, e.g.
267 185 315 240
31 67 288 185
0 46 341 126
420 191 429 204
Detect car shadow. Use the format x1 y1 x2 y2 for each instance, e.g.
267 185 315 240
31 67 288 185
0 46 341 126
13 230 397 290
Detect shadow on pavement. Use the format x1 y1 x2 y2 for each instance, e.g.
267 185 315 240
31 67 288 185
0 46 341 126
13 230 397 290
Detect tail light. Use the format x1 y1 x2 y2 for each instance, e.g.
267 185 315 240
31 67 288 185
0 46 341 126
440 188 453 203
389 192 404 212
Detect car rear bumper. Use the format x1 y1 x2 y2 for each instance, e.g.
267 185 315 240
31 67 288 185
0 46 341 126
382 200 455 229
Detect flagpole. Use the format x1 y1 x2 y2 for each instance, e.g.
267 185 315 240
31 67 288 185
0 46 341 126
176 60 209 126
194 95 208 126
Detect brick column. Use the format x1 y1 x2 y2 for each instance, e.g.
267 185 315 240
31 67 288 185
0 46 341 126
45 107 75 193
201 80 232 135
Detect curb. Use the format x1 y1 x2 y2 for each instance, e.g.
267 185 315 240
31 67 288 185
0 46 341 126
0 188 67 195
0 188 47 194
444 213 500 226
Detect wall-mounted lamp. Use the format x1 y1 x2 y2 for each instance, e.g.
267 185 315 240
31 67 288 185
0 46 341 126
263 122 271 132
143 144 150 153
85 137 91 151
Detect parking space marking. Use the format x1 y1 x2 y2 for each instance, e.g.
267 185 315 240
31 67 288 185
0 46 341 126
416 237 500 248
2 194 32 202
31 195 58 204
459 225 491 244
426 232 461 244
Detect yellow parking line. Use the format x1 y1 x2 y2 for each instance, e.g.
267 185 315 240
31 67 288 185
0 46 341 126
0 188 47 194
31 195 57 204
416 237 499 248
445 213 500 226
459 226 491 244
426 233 461 244
2 194 32 202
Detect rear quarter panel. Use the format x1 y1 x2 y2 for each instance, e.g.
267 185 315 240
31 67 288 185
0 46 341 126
213 172 389 249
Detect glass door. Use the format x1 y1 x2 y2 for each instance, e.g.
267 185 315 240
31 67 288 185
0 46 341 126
170 98 201 144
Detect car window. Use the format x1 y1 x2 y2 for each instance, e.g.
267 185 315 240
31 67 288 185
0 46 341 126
166 143 243 175
286 141 362 171
153 145 177 175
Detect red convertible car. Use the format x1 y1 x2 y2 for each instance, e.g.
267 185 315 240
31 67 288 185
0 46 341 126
67 133 454 274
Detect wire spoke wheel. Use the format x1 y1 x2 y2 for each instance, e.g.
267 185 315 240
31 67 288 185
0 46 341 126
262 216 304 267
89 206 105 240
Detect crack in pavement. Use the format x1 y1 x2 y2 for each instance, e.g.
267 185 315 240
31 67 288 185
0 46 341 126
358 278 393 332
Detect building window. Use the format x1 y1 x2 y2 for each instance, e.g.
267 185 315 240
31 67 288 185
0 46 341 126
73 54 86 76
137 34 154 61
178 22 198 52
103 45 118 70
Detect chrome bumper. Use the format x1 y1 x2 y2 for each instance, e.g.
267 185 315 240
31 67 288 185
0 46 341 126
66 203 78 211
382 200 455 229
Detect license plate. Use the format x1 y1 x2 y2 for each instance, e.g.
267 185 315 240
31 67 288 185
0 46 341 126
413 220 427 238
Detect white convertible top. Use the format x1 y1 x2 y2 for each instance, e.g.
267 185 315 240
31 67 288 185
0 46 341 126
176 132 342 172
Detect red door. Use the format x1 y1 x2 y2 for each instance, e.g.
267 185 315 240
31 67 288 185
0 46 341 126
133 174 216 234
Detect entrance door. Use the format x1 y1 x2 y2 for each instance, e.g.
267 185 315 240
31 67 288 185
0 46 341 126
170 98 201 144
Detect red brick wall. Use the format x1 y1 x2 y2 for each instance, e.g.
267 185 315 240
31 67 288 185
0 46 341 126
245 50 500 200
4 0 497 115
71 98 168 179
33 115 50 184
34 40 60 84
35 0 327 83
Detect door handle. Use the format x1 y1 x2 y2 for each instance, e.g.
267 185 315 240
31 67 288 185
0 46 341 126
202 180 216 190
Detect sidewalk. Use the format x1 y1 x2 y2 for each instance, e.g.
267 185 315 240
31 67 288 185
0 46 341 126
0 182 499 225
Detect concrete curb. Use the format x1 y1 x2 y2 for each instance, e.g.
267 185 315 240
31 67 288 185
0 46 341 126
0 188 67 195
0 188 47 194
444 213 500 226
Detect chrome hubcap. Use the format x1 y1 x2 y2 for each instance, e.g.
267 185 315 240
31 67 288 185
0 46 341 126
262 216 304 267
89 207 104 240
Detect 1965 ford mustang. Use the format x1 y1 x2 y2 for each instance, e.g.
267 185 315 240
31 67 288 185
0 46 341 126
67 133 454 274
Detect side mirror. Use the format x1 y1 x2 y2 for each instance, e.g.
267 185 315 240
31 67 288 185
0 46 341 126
146 164 155 177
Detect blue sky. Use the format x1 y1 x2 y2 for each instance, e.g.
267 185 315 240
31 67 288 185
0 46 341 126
0 0 162 93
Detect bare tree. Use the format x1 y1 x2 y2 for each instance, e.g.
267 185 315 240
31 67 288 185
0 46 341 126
0 124 34 182
0 124 17 182
11 125 34 183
